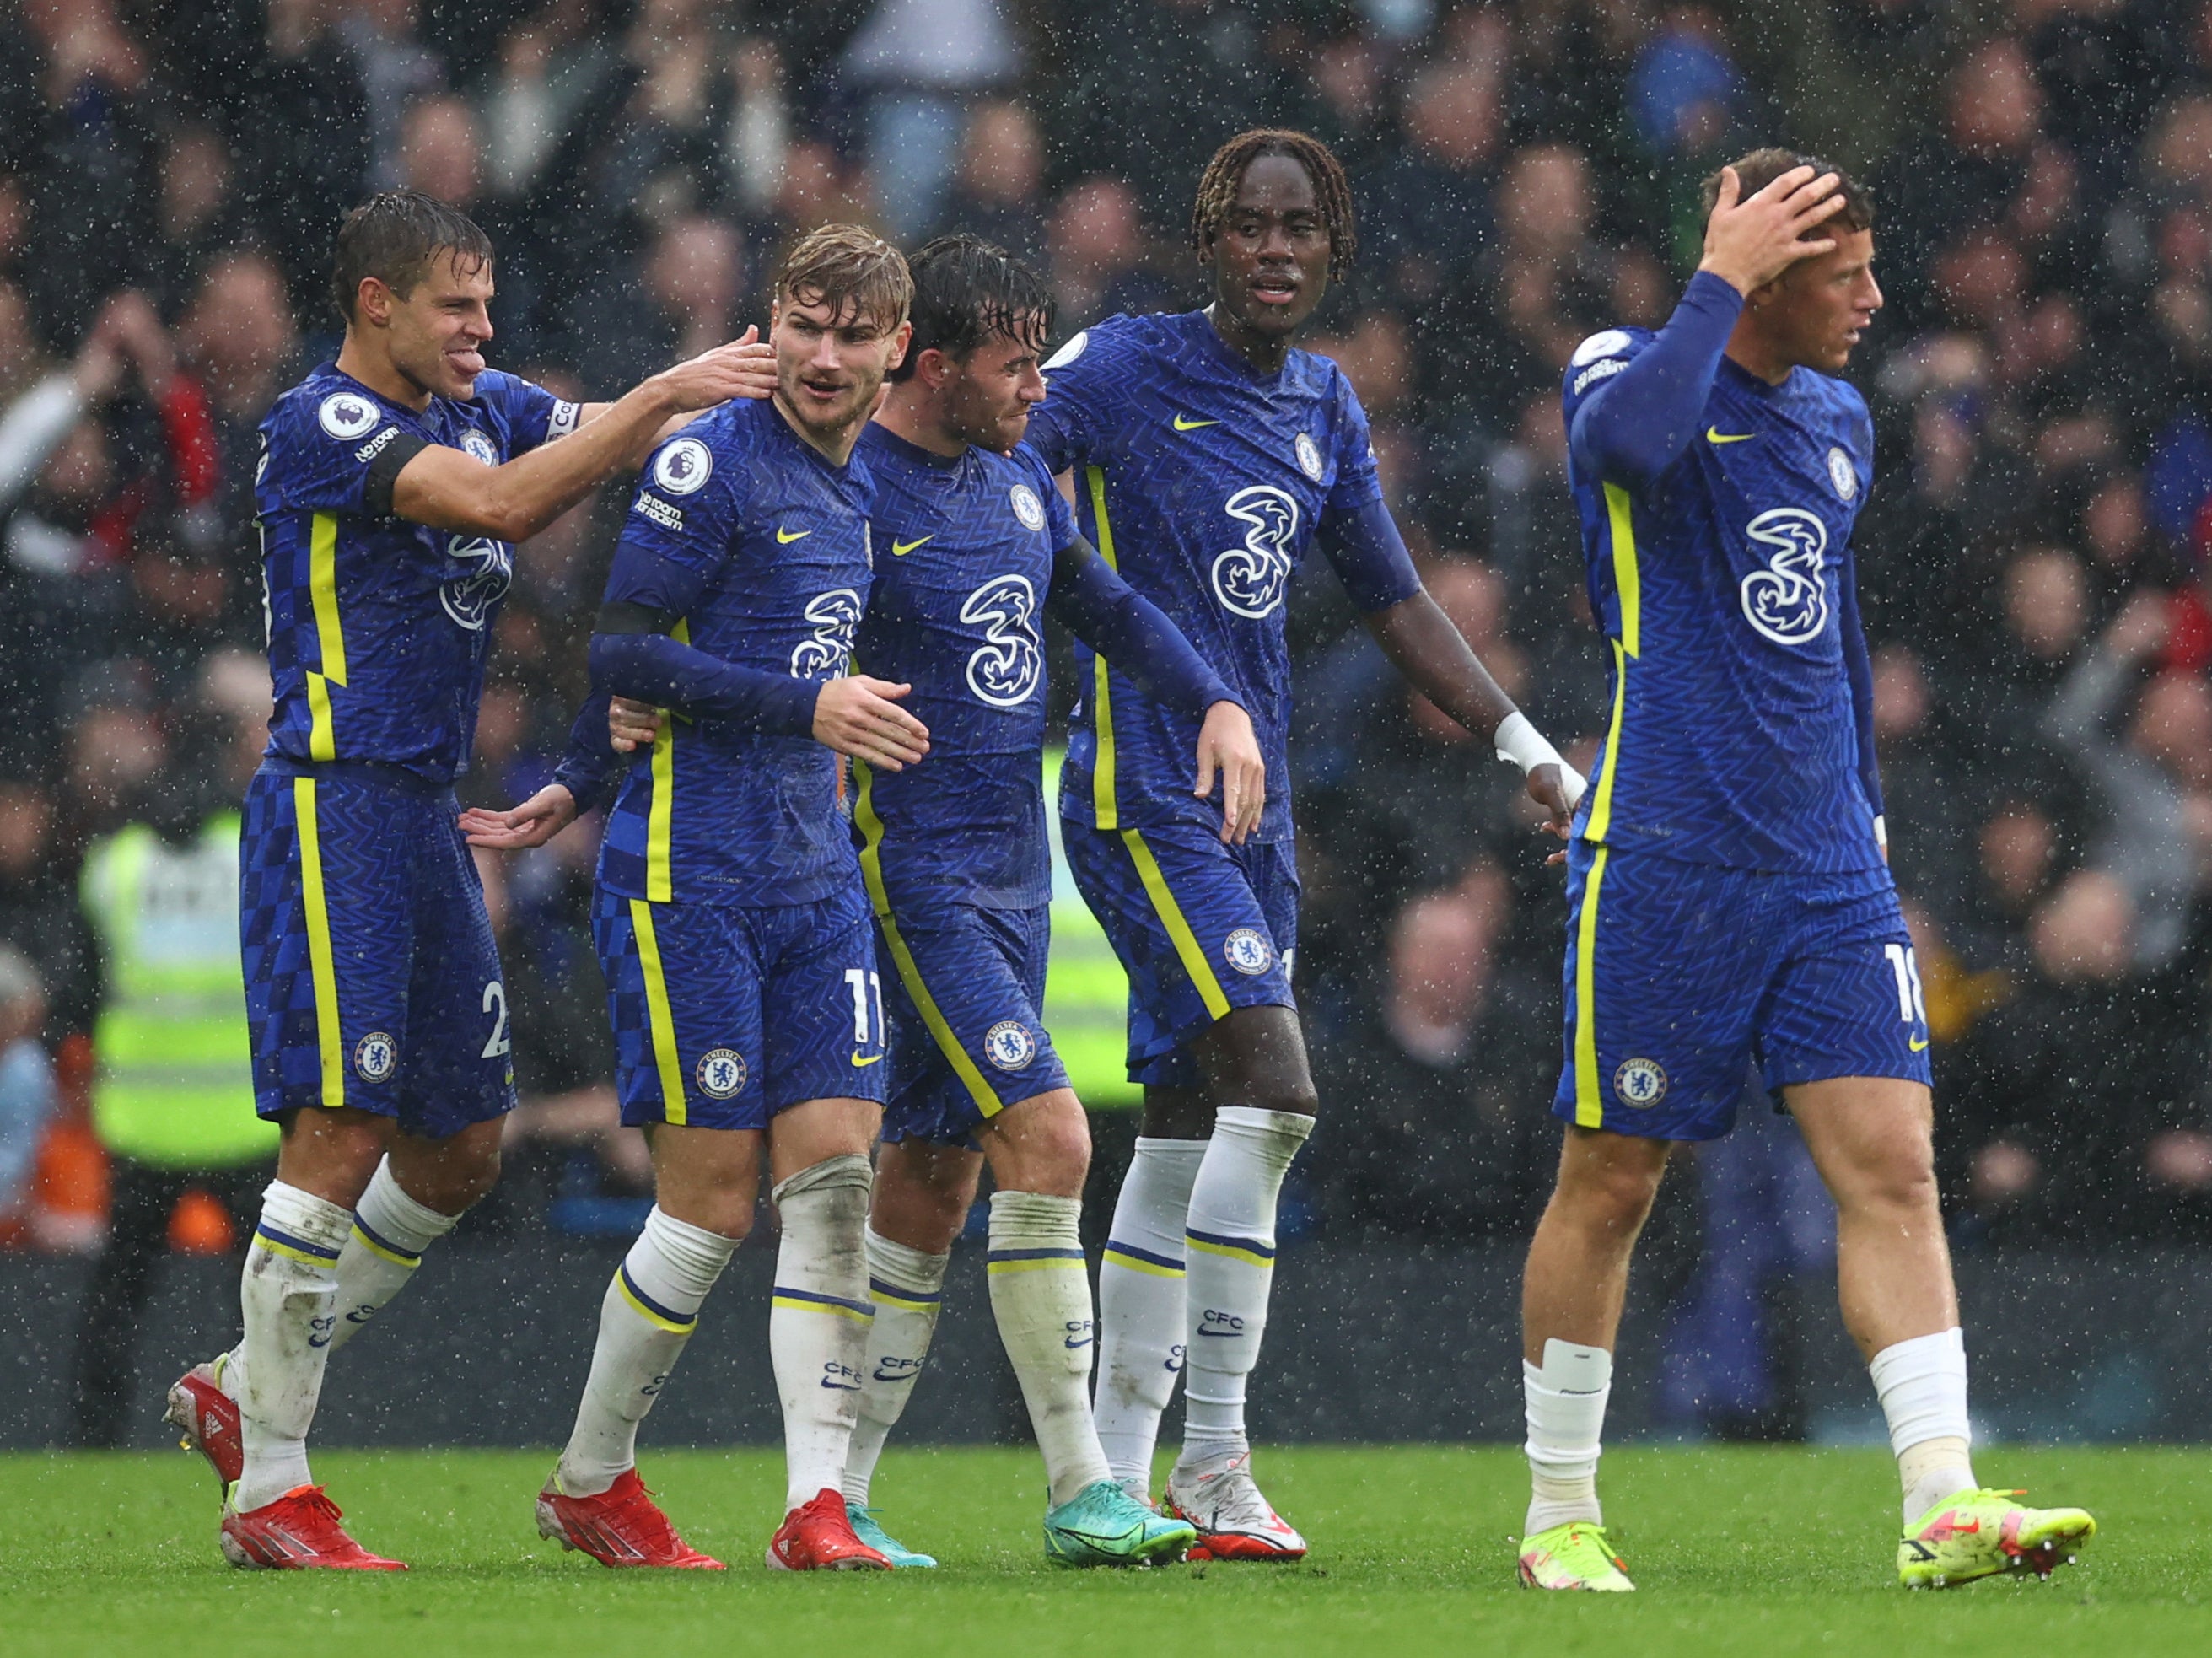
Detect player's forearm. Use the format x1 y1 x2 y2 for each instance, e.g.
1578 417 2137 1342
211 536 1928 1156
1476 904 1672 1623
1047 540 1233 719
588 631 817 736
552 690 619 813
1366 590 1520 738
1571 271 1743 484
514 379 689 532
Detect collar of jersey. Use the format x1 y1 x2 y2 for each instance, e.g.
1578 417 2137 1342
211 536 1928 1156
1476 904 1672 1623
863 422 967 474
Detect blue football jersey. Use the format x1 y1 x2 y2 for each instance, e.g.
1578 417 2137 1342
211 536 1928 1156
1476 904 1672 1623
256 364 577 782
1562 326 1882 874
850 424 1079 910
598 398 875 907
1025 309 1388 843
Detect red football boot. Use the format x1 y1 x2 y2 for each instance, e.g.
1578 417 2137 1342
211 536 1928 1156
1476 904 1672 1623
164 1356 243 1492
766 1488 892 1571
536 1469 725 1569
219 1486 407 1570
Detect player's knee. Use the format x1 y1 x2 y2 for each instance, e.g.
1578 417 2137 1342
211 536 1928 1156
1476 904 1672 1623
1556 1150 1666 1230
1840 1149 1940 1220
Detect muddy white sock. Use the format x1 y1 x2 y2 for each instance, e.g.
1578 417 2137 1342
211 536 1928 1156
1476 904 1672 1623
1870 1327 1976 1524
557 1205 735 1498
988 1191 1113 1510
1095 1137 1205 1492
234 1182 352 1512
842 1228 948 1506
326 1158 461 1354
770 1153 875 1512
1524 1339 1611 1536
1177 1107 1311 1471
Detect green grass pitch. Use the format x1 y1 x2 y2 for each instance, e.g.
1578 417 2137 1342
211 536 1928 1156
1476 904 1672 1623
3 1445 2202 1656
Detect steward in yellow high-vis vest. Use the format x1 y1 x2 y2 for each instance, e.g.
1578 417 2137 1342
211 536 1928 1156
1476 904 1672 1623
71 798 274 1448
80 813 275 1168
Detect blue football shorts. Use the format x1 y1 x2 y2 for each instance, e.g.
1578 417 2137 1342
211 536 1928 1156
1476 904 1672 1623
1059 816 1298 1089
593 876 886 1131
871 897 1070 1149
1552 838 1933 1140
239 761 516 1138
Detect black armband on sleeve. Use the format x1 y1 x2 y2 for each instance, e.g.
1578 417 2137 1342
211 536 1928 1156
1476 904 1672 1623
362 431 432 519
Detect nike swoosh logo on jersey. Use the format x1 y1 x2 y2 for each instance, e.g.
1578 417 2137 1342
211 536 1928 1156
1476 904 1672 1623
851 1051 884 1067
891 536 931 557
776 525 811 542
1909 1036 1930 1052
1706 427 1756 444
1172 414 1219 431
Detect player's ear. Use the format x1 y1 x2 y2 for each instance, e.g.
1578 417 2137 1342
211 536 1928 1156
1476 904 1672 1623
886 320 912 374
356 276 392 328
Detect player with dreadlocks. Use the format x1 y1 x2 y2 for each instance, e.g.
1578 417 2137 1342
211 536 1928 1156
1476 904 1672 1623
1023 129 1585 1559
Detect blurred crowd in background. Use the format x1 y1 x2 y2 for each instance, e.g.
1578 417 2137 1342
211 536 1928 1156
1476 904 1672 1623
4 0 2212 1335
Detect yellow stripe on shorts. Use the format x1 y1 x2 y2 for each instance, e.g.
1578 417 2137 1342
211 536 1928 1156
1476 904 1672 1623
1572 846 1612 1128
628 897 688 1127
292 777 345 1110
1121 828 1231 1021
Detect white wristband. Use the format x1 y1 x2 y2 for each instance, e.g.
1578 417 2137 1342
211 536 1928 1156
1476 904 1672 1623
1494 712 1587 811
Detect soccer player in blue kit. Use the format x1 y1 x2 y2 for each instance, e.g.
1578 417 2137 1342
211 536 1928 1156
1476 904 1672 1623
1515 151 2094 1592
834 236 1260 1569
162 191 772 1571
468 227 923 1573
1025 131 1583 1559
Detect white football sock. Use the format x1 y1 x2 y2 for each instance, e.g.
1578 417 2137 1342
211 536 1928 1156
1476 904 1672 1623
988 1191 1114 1510
1523 1338 1611 1535
1095 1136 1206 1491
842 1228 948 1506
1870 1327 1977 1524
557 1205 735 1499
1176 1106 1311 1471
234 1181 352 1512
325 1158 461 1354
770 1153 875 1512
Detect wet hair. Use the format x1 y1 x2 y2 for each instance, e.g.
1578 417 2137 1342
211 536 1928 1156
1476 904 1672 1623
887 234 1054 384
1701 148 1875 237
1191 128 1357 282
330 190 494 326
775 223 913 333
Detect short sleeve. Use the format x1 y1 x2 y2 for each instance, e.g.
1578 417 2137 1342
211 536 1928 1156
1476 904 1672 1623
1026 325 1118 473
472 369 576 455
1322 371 1386 522
261 389 412 516
603 427 745 611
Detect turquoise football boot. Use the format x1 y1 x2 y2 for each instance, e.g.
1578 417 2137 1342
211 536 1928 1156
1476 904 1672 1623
845 1501 937 1569
1042 1480 1197 1567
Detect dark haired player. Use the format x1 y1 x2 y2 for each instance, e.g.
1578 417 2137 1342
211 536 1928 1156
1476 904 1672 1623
1517 152 2093 1591
467 227 920 1574
836 234 1260 1569
1026 129 1582 1560
161 191 772 1571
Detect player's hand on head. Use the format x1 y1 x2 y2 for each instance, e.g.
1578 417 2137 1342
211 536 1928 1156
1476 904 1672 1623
608 696 664 753
812 675 931 771
459 785 579 850
1194 700 1265 844
1698 164 1845 297
654 326 775 411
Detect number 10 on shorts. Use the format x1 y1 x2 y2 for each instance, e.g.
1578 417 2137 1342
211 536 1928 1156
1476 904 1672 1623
1882 944 1927 1027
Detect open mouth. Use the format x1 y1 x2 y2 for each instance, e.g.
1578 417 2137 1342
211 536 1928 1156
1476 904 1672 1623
448 347 486 377
1251 272 1300 305
799 377 850 404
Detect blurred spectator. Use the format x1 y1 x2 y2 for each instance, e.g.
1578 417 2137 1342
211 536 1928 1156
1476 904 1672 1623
2041 591 2202 967
0 944 55 1222
937 100 1049 267
1047 178 1177 324
843 0 1021 242
570 213 745 396
341 0 446 191
67 713 275 1445
1313 869 1553 1241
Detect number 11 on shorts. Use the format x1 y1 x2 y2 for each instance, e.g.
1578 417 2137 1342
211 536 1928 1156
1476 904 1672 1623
843 967 884 1048
1882 943 1927 1027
